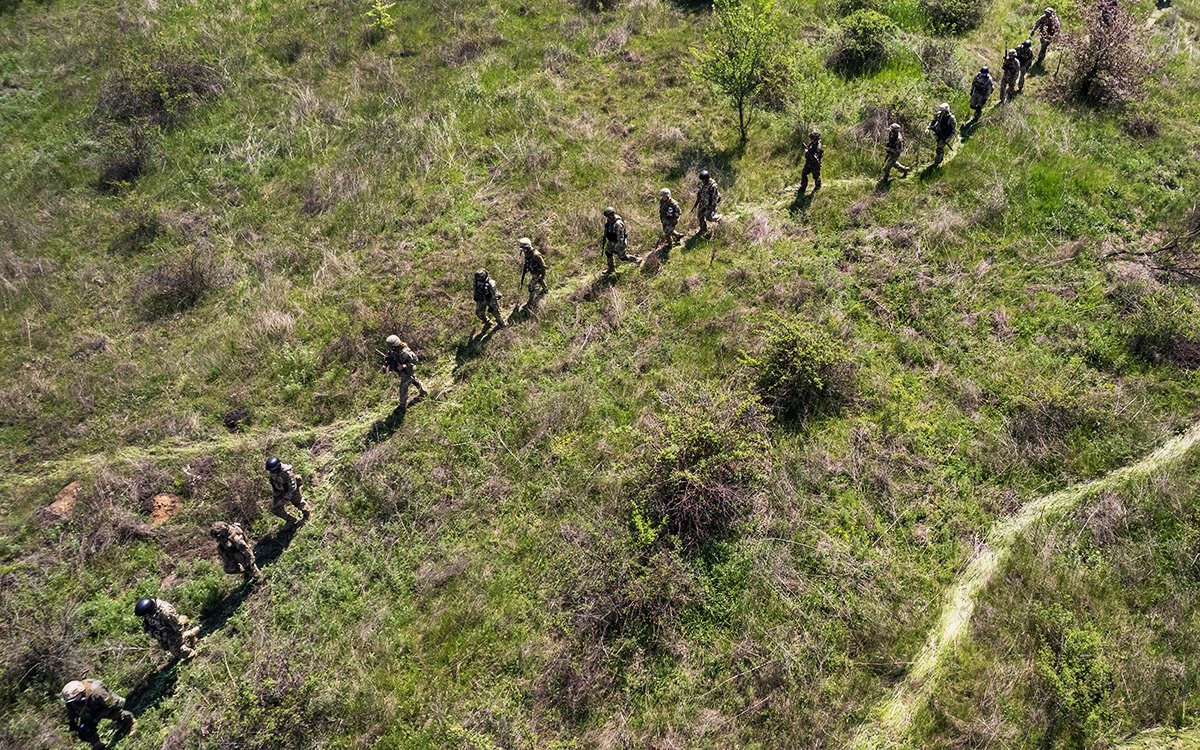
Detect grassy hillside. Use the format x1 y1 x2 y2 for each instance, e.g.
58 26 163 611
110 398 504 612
1 0 1199 747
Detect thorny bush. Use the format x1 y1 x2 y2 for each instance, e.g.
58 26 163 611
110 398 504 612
98 40 222 126
1052 0 1164 107
742 315 856 421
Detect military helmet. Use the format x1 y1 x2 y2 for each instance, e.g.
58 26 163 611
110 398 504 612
699 170 710 180
981 66 989 73
518 237 532 249
62 681 88 703
659 188 671 197
385 334 401 347
889 123 901 131
938 102 950 112
474 268 488 280
810 131 820 140
265 456 281 473
1008 48 1017 56
1023 39 1032 46
603 207 615 217
135 598 156 617
209 521 230 538
1044 6 1053 13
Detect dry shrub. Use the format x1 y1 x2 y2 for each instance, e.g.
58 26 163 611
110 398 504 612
95 119 152 191
111 193 165 253
0 599 90 705
205 652 337 750
439 33 507 66
134 246 224 317
98 40 222 126
1052 0 1165 107
918 37 964 88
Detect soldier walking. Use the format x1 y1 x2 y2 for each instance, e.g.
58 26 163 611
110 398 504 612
693 170 720 234
265 456 310 530
472 269 505 328
1016 40 1035 90
969 67 995 120
926 103 957 168
381 335 427 407
1032 7 1060 64
519 237 548 307
881 123 910 181
62 679 136 749
134 598 198 661
799 132 823 195
210 521 260 580
999 49 1020 103
602 207 640 273
658 189 684 245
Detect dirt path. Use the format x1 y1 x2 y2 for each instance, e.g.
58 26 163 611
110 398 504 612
851 420 1200 749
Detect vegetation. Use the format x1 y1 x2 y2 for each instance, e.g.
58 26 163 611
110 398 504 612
0 0 1199 747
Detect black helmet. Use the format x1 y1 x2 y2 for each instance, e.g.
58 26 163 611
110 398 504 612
699 170 710 181
265 456 281 472
474 268 488 280
602 207 615 217
981 66 989 73
809 131 820 140
1023 39 1032 46
135 598 156 616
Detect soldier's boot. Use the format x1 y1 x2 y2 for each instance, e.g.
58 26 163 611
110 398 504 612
814 177 822 191
799 175 808 194
606 256 615 274
699 217 709 234
123 713 138 738
246 563 262 580
493 312 506 328
298 499 312 523
272 504 299 529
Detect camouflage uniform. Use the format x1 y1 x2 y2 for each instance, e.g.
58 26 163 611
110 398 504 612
694 177 720 233
383 343 427 406
969 70 995 118
1016 43 1035 90
140 599 198 660
603 214 639 272
882 128 909 180
659 193 683 243
999 53 1020 103
211 522 260 580
522 249 548 306
1032 10 1060 64
800 137 823 194
473 271 505 327
63 679 135 749
268 463 311 528
927 107 957 167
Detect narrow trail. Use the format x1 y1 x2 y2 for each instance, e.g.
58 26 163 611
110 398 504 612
851 420 1200 749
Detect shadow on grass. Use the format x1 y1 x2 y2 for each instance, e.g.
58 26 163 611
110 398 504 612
874 178 894 194
788 189 815 216
364 404 408 447
669 143 744 185
959 118 981 143
453 325 501 376
125 662 180 717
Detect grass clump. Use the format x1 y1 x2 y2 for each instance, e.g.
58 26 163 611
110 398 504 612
134 246 223 317
923 0 988 34
1127 289 1200 370
827 10 898 75
742 315 855 421
1035 602 1115 747
97 40 222 127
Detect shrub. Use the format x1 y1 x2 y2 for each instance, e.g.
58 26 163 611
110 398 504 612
1053 0 1164 107
741 315 855 420
95 120 152 191
135 246 221 317
918 36 964 88
1035 603 1114 746
827 10 897 75
98 40 222 127
1127 289 1200 369
636 388 769 547
923 0 987 33
111 193 165 254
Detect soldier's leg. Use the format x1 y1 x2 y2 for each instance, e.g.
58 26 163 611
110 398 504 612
932 140 944 166
221 556 243 575
605 247 615 273
75 722 104 750
1038 39 1049 64
271 496 299 527
235 549 260 579
488 299 505 327
537 274 548 293
397 375 411 406
882 158 893 181
411 374 428 397
813 166 821 190
1018 66 1027 90
475 300 488 326
698 210 708 234
799 166 810 194
290 488 312 522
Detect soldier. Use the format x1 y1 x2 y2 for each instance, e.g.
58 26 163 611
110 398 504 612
265 456 311 530
602 207 641 273
381 334 427 407
925 103 956 168
62 679 136 749
881 123 910 181
999 49 1020 104
1032 7 1060 65
134 598 198 661
658 189 684 245
1016 40 1035 90
210 521 260 580
518 237 548 307
693 170 721 234
969 66 995 120
472 269 505 328
799 132 823 195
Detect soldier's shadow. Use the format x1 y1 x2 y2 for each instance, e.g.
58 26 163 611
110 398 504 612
125 663 180 717
452 326 500 376
196 571 263 639
788 190 814 216
959 120 981 144
364 404 408 446
873 178 894 194
669 144 742 184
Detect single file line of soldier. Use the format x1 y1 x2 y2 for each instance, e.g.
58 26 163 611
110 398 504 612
56 8 1066 747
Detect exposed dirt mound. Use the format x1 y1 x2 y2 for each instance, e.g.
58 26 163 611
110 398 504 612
146 493 184 524
38 481 81 523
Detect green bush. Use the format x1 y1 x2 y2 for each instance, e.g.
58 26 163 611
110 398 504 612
923 0 987 34
636 389 768 547
1035 603 1114 746
1128 289 1200 370
827 10 897 75
741 315 855 420
98 40 222 127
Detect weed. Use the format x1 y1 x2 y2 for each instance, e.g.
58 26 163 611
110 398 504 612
923 0 987 33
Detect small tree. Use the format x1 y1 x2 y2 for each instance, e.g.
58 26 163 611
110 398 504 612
691 0 790 142
1054 0 1164 107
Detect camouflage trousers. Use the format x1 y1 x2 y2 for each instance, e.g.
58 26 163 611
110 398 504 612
1037 38 1052 64
1018 63 1029 90
661 219 682 242
526 274 547 306
969 92 989 114
272 488 311 528
697 206 717 233
73 703 135 749
999 74 1017 103
882 154 909 180
605 242 639 272
932 136 952 166
397 372 427 406
155 624 198 660
475 298 503 326
800 164 821 193
218 548 260 579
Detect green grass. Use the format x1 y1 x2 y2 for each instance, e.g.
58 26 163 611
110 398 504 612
1 0 1200 747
